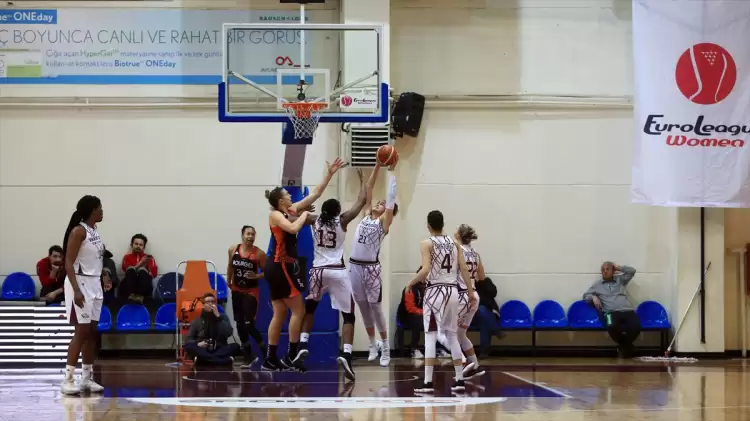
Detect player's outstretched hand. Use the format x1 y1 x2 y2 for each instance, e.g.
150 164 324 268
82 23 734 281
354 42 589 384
326 157 347 175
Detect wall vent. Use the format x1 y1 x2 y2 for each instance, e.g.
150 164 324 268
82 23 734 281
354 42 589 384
347 123 391 168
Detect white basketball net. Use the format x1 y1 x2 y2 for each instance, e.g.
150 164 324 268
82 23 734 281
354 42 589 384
283 102 327 139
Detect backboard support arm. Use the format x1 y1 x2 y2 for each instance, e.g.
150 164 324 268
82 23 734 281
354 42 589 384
228 70 289 103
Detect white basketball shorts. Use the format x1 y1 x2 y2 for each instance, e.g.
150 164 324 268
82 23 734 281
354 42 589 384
307 266 354 313
423 284 460 333
349 262 382 304
457 290 479 329
64 274 103 325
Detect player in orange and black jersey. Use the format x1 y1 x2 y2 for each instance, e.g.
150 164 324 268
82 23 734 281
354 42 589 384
262 157 346 372
226 225 267 367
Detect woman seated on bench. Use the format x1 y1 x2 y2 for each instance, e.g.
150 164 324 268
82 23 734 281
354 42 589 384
184 292 240 366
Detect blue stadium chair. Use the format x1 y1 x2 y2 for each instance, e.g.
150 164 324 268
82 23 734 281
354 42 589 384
207 272 228 301
98 306 113 331
567 300 604 329
218 304 225 314
1 272 35 300
533 300 568 328
154 302 177 331
637 301 670 329
499 300 533 328
155 272 183 302
115 304 151 331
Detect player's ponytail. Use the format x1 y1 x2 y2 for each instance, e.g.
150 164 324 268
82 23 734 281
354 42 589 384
319 198 341 228
457 224 478 245
62 210 82 257
62 195 101 256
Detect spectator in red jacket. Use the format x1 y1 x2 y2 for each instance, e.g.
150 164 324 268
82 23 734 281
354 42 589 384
120 234 158 304
37 245 66 304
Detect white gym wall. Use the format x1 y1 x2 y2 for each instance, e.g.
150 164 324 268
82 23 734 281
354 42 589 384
0 0 737 352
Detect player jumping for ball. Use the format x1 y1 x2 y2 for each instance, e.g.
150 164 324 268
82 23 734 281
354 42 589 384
409 210 476 394
299 168 374 381
349 160 399 367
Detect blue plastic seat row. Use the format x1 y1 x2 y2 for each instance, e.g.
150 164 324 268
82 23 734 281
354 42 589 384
396 300 670 330
98 303 224 332
491 300 670 329
156 272 228 302
0 270 230 302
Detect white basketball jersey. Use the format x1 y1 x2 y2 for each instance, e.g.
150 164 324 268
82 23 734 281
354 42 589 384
458 244 479 290
349 215 386 263
75 222 104 277
427 235 459 287
313 217 346 267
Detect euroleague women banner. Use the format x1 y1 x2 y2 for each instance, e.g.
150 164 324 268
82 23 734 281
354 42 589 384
631 0 750 207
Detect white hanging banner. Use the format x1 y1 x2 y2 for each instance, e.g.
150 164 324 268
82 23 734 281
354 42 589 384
631 0 750 207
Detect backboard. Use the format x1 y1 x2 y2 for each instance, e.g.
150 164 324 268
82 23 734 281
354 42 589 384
218 23 388 124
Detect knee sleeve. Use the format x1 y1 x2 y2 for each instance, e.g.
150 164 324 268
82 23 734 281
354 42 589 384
357 301 375 328
458 329 474 351
369 302 387 333
424 331 437 358
305 299 319 315
341 311 356 325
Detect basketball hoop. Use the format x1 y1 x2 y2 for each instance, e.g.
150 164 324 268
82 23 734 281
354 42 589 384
283 102 328 139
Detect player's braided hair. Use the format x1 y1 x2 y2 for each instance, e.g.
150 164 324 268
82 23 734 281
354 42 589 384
63 195 101 256
457 224 478 245
319 198 341 229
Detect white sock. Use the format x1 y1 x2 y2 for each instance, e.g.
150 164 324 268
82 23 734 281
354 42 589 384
454 364 464 381
82 364 92 380
467 354 478 365
369 337 377 347
300 333 310 343
381 339 390 350
65 365 76 381
425 365 434 383
343 344 352 354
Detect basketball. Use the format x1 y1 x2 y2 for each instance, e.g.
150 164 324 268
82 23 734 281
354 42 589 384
377 145 398 166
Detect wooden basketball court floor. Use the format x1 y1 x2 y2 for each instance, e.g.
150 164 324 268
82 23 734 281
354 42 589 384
1 357 748 421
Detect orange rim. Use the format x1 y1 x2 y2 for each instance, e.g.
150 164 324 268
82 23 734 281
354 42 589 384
283 102 328 119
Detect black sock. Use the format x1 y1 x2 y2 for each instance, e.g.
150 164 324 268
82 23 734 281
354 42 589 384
289 341 299 357
267 344 278 360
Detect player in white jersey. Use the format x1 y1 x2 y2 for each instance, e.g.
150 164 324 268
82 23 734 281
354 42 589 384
60 195 110 395
299 169 371 381
454 224 487 380
349 162 399 366
408 210 476 394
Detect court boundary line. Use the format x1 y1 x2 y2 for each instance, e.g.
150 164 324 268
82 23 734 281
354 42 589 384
181 374 420 385
500 371 572 398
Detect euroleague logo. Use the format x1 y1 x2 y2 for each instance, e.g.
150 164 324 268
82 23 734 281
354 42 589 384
341 95 353 107
675 43 737 105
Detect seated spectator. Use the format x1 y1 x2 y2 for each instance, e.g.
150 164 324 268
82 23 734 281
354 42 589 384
183 292 239 366
583 262 640 357
37 245 65 305
120 234 157 304
396 267 450 358
474 276 503 357
101 249 119 306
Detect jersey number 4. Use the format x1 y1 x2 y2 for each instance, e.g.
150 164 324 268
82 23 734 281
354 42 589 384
440 254 452 273
317 229 337 249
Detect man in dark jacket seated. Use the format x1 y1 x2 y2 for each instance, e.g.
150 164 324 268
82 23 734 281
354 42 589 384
184 292 240 365
474 277 503 357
